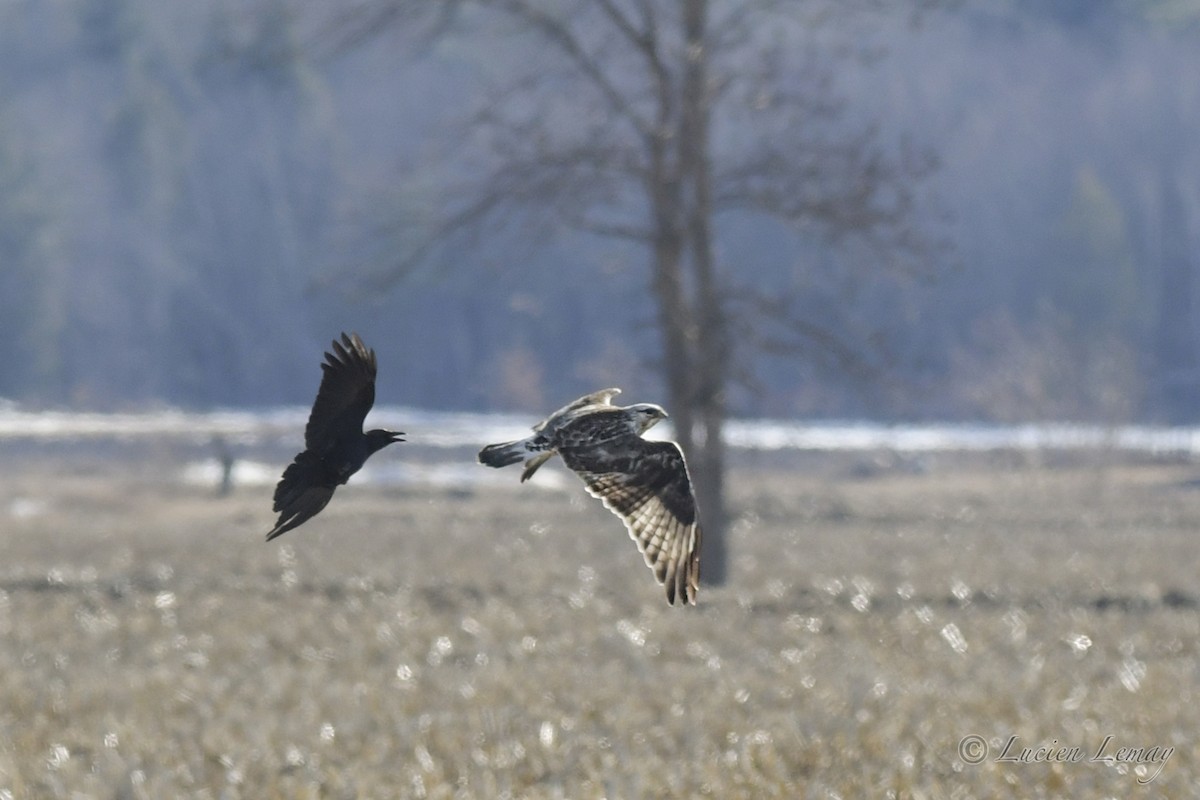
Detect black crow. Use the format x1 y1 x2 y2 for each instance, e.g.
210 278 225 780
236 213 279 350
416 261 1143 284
266 332 404 541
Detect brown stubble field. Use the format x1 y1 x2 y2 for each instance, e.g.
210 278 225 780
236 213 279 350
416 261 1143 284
1 447 1198 798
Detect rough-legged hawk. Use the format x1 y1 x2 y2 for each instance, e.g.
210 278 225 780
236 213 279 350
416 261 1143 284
478 388 701 605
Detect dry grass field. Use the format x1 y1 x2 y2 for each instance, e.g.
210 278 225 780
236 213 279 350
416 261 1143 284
1 446 1198 798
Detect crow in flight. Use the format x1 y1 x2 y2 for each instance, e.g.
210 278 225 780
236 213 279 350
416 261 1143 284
266 332 403 541
478 388 701 605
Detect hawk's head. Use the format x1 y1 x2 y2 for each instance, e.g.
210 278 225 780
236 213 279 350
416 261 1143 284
628 403 668 433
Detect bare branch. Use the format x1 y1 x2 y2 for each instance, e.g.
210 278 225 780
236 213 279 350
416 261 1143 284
594 0 646 51
564 216 652 242
595 0 672 115
727 285 888 383
315 0 464 58
713 120 939 269
494 0 655 140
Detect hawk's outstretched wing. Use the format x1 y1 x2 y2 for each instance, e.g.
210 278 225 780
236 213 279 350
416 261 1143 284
560 437 701 605
304 333 377 454
533 387 621 431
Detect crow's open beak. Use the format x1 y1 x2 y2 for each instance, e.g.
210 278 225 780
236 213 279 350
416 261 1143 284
389 431 406 443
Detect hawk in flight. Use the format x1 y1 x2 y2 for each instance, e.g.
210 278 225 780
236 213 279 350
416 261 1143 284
266 332 404 541
478 388 701 605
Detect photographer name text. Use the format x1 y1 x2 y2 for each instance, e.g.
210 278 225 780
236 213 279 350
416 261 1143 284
958 734 1173 784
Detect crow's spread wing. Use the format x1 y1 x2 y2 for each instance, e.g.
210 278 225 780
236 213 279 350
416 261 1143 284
304 332 377 453
560 437 701 605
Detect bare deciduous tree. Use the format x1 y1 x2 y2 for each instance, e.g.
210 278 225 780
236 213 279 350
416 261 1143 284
328 0 945 584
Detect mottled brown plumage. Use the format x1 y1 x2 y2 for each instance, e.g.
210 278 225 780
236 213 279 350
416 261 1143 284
478 388 701 605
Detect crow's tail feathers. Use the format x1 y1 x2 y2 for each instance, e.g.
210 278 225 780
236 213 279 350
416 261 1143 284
273 452 320 510
267 452 334 541
266 486 334 540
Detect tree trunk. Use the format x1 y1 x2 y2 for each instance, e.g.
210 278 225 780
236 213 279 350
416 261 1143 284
679 0 729 585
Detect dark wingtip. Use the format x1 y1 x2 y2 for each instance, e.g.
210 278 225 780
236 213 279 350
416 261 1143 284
666 582 697 607
329 331 373 365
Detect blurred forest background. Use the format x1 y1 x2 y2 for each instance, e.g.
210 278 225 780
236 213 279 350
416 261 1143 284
1 0 1199 425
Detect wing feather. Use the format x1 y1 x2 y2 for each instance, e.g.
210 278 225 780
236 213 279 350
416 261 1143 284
561 437 701 605
267 451 336 541
533 387 621 432
304 332 377 453
518 389 624 480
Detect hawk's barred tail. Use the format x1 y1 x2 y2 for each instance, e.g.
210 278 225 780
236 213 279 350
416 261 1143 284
477 440 528 468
